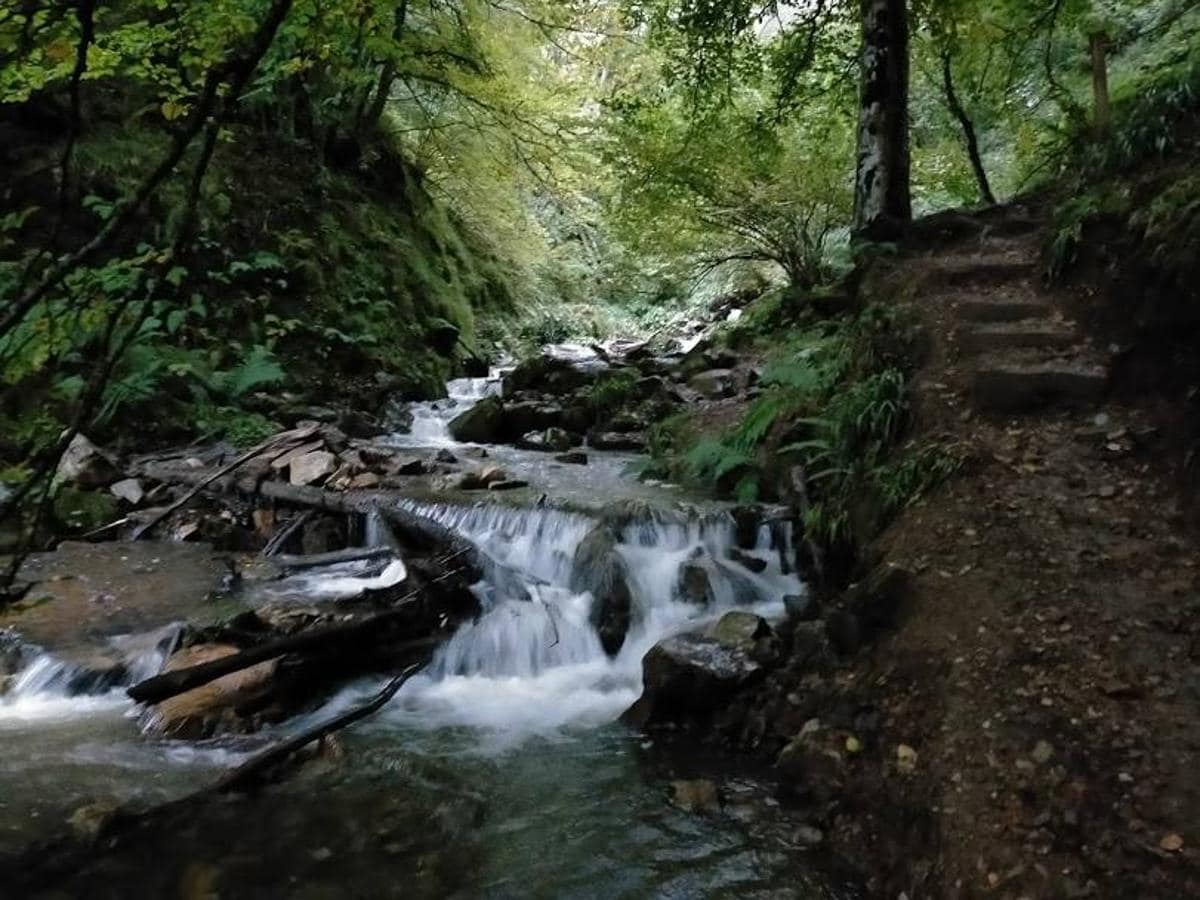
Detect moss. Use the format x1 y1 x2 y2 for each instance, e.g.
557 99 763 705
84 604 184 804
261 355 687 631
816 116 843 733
52 486 118 533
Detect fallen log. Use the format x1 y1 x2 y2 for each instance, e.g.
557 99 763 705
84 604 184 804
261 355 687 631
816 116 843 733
127 553 472 705
132 424 320 540
136 460 473 558
273 546 394 569
262 509 312 556
213 664 420 794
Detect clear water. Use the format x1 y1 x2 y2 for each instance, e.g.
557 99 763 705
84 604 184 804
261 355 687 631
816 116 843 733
0 355 848 898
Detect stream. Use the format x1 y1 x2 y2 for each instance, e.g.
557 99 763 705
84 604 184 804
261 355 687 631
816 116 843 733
0 352 854 898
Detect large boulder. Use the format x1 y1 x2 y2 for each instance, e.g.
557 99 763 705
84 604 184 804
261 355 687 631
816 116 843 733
502 355 592 398
570 525 633 656
448 395 504 443
501 401 565 441
676 561 715 606
689 369 737 399
589 431 647 452
624 632 762 729
56 433 121 488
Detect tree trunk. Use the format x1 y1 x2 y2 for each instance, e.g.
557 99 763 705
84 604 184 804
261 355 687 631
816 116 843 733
1090 31 1111 139
853 0 912 236
941 51 996 206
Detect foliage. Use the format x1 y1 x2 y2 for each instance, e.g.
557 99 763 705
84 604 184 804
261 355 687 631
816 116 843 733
586 370 640 418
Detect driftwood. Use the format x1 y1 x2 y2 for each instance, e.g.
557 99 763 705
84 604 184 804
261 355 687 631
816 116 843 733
273 546 394 569
132 424 319 539
127 551 472 705
213 665 420 793
262 509 312 556
136 460 472 558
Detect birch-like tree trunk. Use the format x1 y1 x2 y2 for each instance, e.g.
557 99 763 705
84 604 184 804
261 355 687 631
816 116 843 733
853 0 911 235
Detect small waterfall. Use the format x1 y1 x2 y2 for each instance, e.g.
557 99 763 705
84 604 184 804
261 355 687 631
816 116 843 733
0 623 181 717
389 498 805 736
395 371 504 447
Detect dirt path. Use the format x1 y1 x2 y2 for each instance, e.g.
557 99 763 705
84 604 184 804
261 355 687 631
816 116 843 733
862 209 1200 898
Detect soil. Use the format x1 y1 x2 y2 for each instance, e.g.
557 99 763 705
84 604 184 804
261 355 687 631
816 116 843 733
761 206 1200 898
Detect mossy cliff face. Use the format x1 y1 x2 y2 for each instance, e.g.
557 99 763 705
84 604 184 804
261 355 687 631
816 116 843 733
0 94 512 453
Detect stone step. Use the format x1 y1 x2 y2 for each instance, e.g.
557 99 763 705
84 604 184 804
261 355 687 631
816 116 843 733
925 257 1038 287
957 298 1055 323
958 321 1078 356
973 358 1108 413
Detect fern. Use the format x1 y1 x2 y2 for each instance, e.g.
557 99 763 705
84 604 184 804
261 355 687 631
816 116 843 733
208 346 286 399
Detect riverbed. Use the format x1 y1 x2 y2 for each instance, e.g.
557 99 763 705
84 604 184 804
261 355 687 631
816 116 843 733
0 359 854 898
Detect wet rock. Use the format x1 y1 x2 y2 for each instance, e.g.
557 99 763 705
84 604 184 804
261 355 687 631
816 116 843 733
56 433 121 488
689 368 736 399
589 431 647 452
478 465 509 487
555 451 588 465
730 506 761 549
670 779 720 814
501 400 565 440
623 628 765 728
503 355 592 397
487 479 529 491
348 472 382 489
393 457 428 476
783 593 819 622
109 478 146 506
707 610 771 651
146 644 279 739
289 450 337 486
570 525 633 656
448 395 504 443
435 448 458 464
609 411 648 434
727 548 767 573
338 409 383 439
67 799 122 844
560 402 594 435
518 427 573 452
677 562 715 606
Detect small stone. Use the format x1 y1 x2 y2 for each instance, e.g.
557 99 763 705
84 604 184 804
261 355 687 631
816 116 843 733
845 735 863 754
288 451 336 486
555 451 589 465
435 449 457 463
1031 740 1055 765
311 846 333 861
1097 485 1117 499
109 478 145 505
897 744 918 773
1159 833 1184 852
670 779 720 814
794 825 824 847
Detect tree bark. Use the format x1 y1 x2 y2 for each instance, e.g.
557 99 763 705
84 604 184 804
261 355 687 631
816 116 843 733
941 51 996 206
853 0 911 236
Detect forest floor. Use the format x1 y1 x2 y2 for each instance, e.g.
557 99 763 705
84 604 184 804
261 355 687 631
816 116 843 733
827 209 1200 898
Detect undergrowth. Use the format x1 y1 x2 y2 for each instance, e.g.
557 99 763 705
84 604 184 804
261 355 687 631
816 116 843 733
646 301 957 555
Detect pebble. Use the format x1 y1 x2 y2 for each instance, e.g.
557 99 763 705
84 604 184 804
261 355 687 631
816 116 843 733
1032 741 1055 765
794 825 825 847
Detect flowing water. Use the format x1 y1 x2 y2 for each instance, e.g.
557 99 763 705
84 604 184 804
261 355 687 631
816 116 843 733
0 354 853 898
